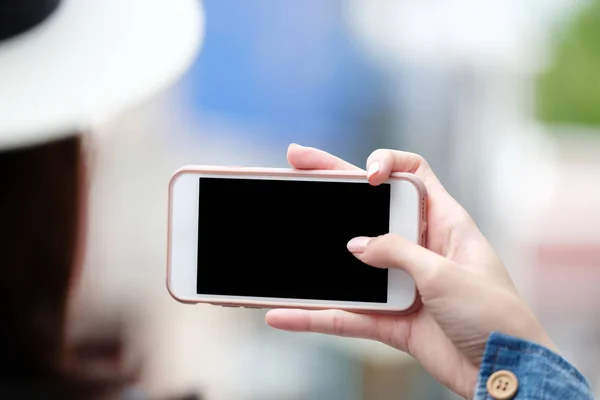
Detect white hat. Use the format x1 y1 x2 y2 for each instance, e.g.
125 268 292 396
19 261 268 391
0 0 204 150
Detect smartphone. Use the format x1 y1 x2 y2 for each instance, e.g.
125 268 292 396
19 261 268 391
167 166 427 314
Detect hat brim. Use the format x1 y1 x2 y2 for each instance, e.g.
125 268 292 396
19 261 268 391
0 0 203 150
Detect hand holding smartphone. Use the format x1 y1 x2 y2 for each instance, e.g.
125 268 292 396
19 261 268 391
167 166 427 314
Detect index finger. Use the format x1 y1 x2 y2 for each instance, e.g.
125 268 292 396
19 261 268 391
287 144 362 171
366 149 447 197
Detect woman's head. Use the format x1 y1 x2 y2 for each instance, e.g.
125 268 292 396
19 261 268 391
0 136 131 398
0 136 81 373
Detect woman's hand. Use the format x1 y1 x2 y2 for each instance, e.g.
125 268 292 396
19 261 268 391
265 144 556 399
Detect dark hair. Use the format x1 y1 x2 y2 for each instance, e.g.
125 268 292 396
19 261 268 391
0 136 130 399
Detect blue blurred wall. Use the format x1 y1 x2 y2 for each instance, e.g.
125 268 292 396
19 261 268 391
182 0 389 163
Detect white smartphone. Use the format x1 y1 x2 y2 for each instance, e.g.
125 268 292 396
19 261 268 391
167 166 427 314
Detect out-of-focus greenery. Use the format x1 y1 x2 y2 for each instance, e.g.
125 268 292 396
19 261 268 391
536 0 600 127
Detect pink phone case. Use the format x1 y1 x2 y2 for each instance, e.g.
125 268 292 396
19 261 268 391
167 166 428 315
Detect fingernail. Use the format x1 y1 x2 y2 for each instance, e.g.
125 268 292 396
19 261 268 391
367 161 380 178
347 237 371 253
289 143 302 148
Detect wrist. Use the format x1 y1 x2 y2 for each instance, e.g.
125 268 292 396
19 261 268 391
517 313 558 354
502 300 558 354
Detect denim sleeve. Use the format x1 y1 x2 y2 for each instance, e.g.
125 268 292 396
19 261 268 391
475 332 594 400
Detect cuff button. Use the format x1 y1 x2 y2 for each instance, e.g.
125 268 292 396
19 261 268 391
486 370 519 399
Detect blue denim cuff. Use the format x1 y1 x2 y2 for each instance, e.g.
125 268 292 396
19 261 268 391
475 332 593 399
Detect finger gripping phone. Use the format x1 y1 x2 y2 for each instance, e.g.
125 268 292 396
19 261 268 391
167 167 427 314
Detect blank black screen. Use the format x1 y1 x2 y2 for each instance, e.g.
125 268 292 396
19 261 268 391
197 177 390 303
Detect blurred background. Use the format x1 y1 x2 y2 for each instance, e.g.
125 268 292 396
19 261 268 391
76 0 600 398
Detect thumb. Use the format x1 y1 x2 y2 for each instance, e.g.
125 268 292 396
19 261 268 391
347 234 454 292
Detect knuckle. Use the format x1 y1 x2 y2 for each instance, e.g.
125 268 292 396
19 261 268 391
373 317 394 346
418 154 428 165
414 154 432 174
367 149 392 165
410 152 427 165
372 233 400 249
362 234 403 268
331 310 348 337
404 152 433 177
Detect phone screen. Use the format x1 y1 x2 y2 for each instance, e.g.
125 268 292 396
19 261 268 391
197 177 391 303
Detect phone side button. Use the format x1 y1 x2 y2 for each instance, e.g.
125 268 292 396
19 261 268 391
221 305 239 308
